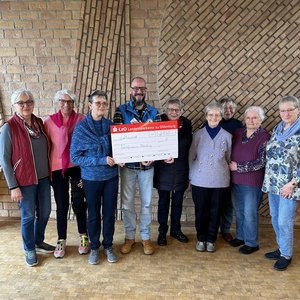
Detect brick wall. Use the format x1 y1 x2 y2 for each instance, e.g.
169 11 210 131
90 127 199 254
0 0 299 223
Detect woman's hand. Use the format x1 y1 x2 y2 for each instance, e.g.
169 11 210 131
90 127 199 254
11 187 23 202
106 156 116 167
280 181 296 199
164 157 174 164
229 161 238 171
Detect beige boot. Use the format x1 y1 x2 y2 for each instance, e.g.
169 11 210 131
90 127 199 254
120 239 135 254
142 240 155 255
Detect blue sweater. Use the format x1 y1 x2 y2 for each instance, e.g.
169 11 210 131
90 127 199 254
70 113 118 181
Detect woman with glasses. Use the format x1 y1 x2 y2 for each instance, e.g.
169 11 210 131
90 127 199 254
70 90 119 265
262 95 300 271
44 89 88 259
0 89 54 267
189 101 231 253
154 98 192 246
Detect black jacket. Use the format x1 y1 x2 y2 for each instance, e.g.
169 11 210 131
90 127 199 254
154 114 192 191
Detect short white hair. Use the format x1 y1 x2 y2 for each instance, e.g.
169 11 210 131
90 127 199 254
54 89 77 104
244 106 265 122
11 89 34 105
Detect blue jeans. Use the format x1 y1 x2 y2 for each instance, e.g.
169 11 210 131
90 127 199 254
268 193 298 258
219 186 233 233
51 167 87 239
157 190 184 234
232 184 263 247
83 176 118 250
120 167 154 240
19 177 51 252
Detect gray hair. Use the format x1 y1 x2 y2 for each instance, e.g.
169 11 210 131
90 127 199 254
54 89 77 104
219 96 237 110
11 89 34 105
244 106 265 122
279 95 299 108
164 97 183 110
205 100 223 117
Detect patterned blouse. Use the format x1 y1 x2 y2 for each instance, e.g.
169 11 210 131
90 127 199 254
262 127 300 201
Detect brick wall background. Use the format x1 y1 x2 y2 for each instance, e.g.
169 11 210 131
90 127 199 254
0 0 299 224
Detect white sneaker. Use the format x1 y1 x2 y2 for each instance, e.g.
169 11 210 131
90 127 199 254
206 242 216 252
196 241 206 252
78 234 90 255
54 239 66 258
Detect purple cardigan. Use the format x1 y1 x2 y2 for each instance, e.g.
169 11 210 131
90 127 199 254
231 127 270 187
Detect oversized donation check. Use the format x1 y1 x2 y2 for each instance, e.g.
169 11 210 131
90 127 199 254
110 121 178 163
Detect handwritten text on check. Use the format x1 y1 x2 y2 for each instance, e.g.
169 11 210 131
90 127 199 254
110 121 178 163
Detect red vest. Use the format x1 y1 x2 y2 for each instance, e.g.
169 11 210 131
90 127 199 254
7 113 51 186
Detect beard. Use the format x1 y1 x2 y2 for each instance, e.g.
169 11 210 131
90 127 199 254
131 94 146 107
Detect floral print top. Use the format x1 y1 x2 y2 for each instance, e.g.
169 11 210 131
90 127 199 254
262 127 300 201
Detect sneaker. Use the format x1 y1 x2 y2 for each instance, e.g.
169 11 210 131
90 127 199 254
265 249 281 260
35 242 55 254
88 249 100 265
25 250 38 267
239 245 259 255
142 240 155 255
229 238 245 247
196 241 206 252
104 247 119 263
206 242 216 252
273 256 292 271
120 239 135 254
54 239 66 258
170 231 189 243
78 234 90 255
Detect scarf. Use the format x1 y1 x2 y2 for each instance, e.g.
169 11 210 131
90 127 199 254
16 113 41 139
274 117 300 142
50 110 78 176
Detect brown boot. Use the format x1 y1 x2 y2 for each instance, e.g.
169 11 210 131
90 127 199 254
142 240 155 255
120 239 135 254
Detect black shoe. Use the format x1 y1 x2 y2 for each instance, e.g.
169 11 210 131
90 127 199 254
229 238 245 247
273 256 292 271
157 233 167 246
170 231 189 243
265 249 281 260
239 245 259 254
221 232 233 242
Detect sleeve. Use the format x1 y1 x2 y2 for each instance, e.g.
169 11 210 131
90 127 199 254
154 111 161 122
188 131 200 167
0 124 19 189
236 140 268 173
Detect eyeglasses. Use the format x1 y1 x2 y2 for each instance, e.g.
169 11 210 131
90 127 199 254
15 100 34 107
59 99 74 105
92 101 107 107
131 87 147 92
167 108 181 113
207 113 222 118
279 108 297 114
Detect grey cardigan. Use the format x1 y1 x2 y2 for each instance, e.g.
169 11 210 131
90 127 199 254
189 127 232 188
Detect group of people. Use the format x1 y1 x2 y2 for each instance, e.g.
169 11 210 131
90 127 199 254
0 76 299 272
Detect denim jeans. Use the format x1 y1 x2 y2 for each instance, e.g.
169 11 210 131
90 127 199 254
219 186 233 233
120 167 154 240
83 176 118 250
19 177 51 252
268 193 298 258
51 167 87 239
192 185 225 243
157 190 184 234
232 184 263 247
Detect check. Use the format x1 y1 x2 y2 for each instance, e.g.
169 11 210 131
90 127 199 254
110 121 178 163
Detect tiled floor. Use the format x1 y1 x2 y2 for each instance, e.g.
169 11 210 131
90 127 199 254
1 219 300 299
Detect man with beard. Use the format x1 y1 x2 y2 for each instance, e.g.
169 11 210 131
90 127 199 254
113 77 161 255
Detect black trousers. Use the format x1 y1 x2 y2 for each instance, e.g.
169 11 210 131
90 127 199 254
192 185 225 243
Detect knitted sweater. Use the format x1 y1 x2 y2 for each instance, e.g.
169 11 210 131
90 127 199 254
189 127 232 188
70 113 118 181
231 127 270 187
